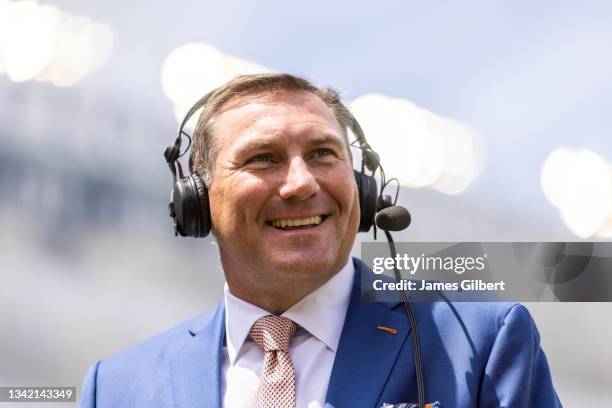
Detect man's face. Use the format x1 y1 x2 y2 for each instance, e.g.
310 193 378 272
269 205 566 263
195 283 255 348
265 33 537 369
208 90 360 284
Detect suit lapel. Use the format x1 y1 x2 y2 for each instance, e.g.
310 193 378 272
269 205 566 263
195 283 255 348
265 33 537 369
171 301 225 408
325 259 411 408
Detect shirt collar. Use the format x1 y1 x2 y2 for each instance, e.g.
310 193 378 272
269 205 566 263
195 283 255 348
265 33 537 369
223 258 355 366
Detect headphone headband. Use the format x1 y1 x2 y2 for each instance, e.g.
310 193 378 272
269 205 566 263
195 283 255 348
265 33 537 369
166 88 380 175
164 83 392 238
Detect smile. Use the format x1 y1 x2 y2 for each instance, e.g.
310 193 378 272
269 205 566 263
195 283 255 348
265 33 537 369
267 215 327 230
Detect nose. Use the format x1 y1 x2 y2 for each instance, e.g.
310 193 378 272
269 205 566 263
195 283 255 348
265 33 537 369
279 157 320 201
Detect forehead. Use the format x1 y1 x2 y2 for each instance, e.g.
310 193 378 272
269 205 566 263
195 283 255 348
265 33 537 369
212 91 345 150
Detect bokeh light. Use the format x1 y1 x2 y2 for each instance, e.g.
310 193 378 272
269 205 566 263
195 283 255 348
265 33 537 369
0 0 113 86
161 42 269 124
350 93 484 195
1 1 59 82
541 148 612 238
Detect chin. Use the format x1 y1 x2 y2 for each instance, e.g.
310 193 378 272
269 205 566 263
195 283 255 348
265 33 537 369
266 252 340 279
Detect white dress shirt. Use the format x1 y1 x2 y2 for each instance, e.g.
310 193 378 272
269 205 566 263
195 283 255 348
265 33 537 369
221 260 355 408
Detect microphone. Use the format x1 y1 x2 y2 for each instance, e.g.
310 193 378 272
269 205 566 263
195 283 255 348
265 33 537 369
376 208 424 407
374 200 423 406
375 205 411 231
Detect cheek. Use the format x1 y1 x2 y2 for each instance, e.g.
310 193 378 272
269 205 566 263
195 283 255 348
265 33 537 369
209 177 270 228
348 189 361 232
342 177 361 232
326 171 360 225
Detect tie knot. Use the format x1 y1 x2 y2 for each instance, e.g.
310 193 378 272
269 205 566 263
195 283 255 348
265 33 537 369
249 315 297 352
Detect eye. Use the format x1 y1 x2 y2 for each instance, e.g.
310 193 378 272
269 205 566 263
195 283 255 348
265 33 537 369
312 148 335 158
248 154 273 163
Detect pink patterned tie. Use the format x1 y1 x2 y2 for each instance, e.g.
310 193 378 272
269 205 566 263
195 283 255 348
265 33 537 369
249 315 298 408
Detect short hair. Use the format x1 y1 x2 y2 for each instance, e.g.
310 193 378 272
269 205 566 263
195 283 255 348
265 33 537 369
189 73 353 186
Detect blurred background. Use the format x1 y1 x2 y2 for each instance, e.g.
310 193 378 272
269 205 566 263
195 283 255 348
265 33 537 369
1 0 612 406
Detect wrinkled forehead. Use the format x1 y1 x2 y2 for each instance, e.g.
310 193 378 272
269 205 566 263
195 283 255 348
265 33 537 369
212 91 346 148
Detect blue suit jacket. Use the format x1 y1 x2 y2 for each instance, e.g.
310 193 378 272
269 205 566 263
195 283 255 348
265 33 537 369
80 258 561 407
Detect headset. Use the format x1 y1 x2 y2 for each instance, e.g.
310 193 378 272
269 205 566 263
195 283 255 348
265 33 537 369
162 83 426 408
163 88 395 239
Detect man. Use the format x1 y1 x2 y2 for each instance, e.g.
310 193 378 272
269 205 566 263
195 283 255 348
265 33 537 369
80 74 561 407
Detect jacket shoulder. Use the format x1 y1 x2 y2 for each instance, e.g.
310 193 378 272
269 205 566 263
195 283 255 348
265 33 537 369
94 309 218 391
80 308 222 407
102 309 216 371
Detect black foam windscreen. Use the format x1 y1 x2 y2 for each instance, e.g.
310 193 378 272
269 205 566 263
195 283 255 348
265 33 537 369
375 205 411 231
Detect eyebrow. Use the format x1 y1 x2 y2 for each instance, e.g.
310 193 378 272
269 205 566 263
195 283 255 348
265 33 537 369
234 133 347 154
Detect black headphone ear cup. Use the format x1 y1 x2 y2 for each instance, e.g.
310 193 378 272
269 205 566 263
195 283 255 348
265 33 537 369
191 175 211 237
354 170 378 232
171 175 211 237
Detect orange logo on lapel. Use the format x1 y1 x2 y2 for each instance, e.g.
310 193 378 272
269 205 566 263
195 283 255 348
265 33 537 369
376 325 398 334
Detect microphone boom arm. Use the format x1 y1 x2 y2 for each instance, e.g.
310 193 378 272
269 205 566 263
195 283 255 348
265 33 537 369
384 230 425 408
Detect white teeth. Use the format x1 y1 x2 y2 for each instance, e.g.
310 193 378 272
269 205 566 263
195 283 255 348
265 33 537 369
270 215 323 229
